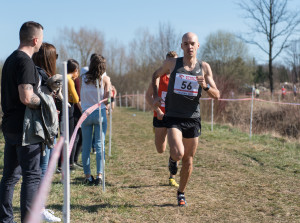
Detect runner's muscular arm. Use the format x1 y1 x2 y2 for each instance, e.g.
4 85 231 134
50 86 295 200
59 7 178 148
146 78 159 109
18 84 41 109
146 79 164 120
197 62 220 100
152 58 175 106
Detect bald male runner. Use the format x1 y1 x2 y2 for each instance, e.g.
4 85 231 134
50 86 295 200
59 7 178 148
151 32 220 206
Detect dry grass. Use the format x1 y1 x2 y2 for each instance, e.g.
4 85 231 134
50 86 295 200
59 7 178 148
200 96 300 139
117 91 300 139
0 107 299 222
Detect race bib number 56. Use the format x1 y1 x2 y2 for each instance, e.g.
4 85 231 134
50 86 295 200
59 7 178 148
174 73 199 96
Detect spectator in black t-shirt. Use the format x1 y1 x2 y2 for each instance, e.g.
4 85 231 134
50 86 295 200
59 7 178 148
0 21 44 223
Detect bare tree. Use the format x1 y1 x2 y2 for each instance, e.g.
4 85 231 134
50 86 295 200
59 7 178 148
0 60 3 75
111 23 181 94
0 60 3 85
200 30 254 86
105 40 128 76
56 27 105 67
285 38 300 83
238 0 300 94
129 28 154 68
150 22 181 62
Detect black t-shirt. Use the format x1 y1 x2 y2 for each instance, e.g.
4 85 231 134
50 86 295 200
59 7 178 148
1 50 39 134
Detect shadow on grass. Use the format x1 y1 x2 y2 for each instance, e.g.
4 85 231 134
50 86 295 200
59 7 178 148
10 202 176 219
121 183 172 189
71 177 114 186
50 178 115 187
124 185 157 189
153 203 177 207
241 153 264 166
12 206 20 213
48 203 140 212
49 202 176 212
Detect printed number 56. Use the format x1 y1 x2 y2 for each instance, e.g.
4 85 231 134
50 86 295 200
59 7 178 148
181 81 192 90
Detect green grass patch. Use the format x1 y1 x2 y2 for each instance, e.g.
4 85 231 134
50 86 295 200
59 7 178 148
0 107 299 222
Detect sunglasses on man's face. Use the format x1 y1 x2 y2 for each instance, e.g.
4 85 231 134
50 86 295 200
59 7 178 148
56 54 59 59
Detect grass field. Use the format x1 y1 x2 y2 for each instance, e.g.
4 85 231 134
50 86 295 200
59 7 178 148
0 107 300 223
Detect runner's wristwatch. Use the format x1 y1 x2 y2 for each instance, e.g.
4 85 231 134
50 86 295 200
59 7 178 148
203 84 210 91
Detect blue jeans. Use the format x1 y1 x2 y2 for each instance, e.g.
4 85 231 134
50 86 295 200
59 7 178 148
0 133 41 223
40 138 56 179
81 108 107 175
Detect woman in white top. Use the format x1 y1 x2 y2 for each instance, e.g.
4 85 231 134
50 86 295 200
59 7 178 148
80 54 111 186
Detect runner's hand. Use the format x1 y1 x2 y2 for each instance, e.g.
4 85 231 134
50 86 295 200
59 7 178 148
196 76 207 88
153 97 162 107
156 109 164 120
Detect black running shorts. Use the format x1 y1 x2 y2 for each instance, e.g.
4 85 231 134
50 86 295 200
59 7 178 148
165 116 201 138
153 116 167 128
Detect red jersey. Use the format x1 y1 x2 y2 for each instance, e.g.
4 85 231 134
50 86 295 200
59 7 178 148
154 74 169 117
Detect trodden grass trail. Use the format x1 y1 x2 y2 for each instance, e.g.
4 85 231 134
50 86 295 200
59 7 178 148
0 107 300 222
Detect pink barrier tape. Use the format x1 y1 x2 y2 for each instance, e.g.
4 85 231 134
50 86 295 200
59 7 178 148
219 98 252 101
118 93 300 106
116 94 135 98
25 137 64 223
200 97 253 101
200 97 300 105
254 98 300 106
119 92 300 104
68 98 108 157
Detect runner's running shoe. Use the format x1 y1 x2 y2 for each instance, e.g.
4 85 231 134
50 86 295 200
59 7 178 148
169 178 179 187
177 194 187 207
168 157 178 175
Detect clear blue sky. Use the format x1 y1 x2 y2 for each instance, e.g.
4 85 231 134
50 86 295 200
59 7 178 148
1 0 299 64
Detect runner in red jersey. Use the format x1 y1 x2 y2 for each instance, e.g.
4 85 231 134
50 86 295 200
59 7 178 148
281 86 286 100
153 73 168 120
146 51 179 187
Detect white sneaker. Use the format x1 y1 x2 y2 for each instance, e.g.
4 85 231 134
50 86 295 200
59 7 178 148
42 209 61 222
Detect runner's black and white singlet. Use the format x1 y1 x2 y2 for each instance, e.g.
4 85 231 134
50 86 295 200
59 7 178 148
165 57 203 118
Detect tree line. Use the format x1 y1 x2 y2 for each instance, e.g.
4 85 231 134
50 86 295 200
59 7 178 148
53 28 300 98
0 0 300 98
